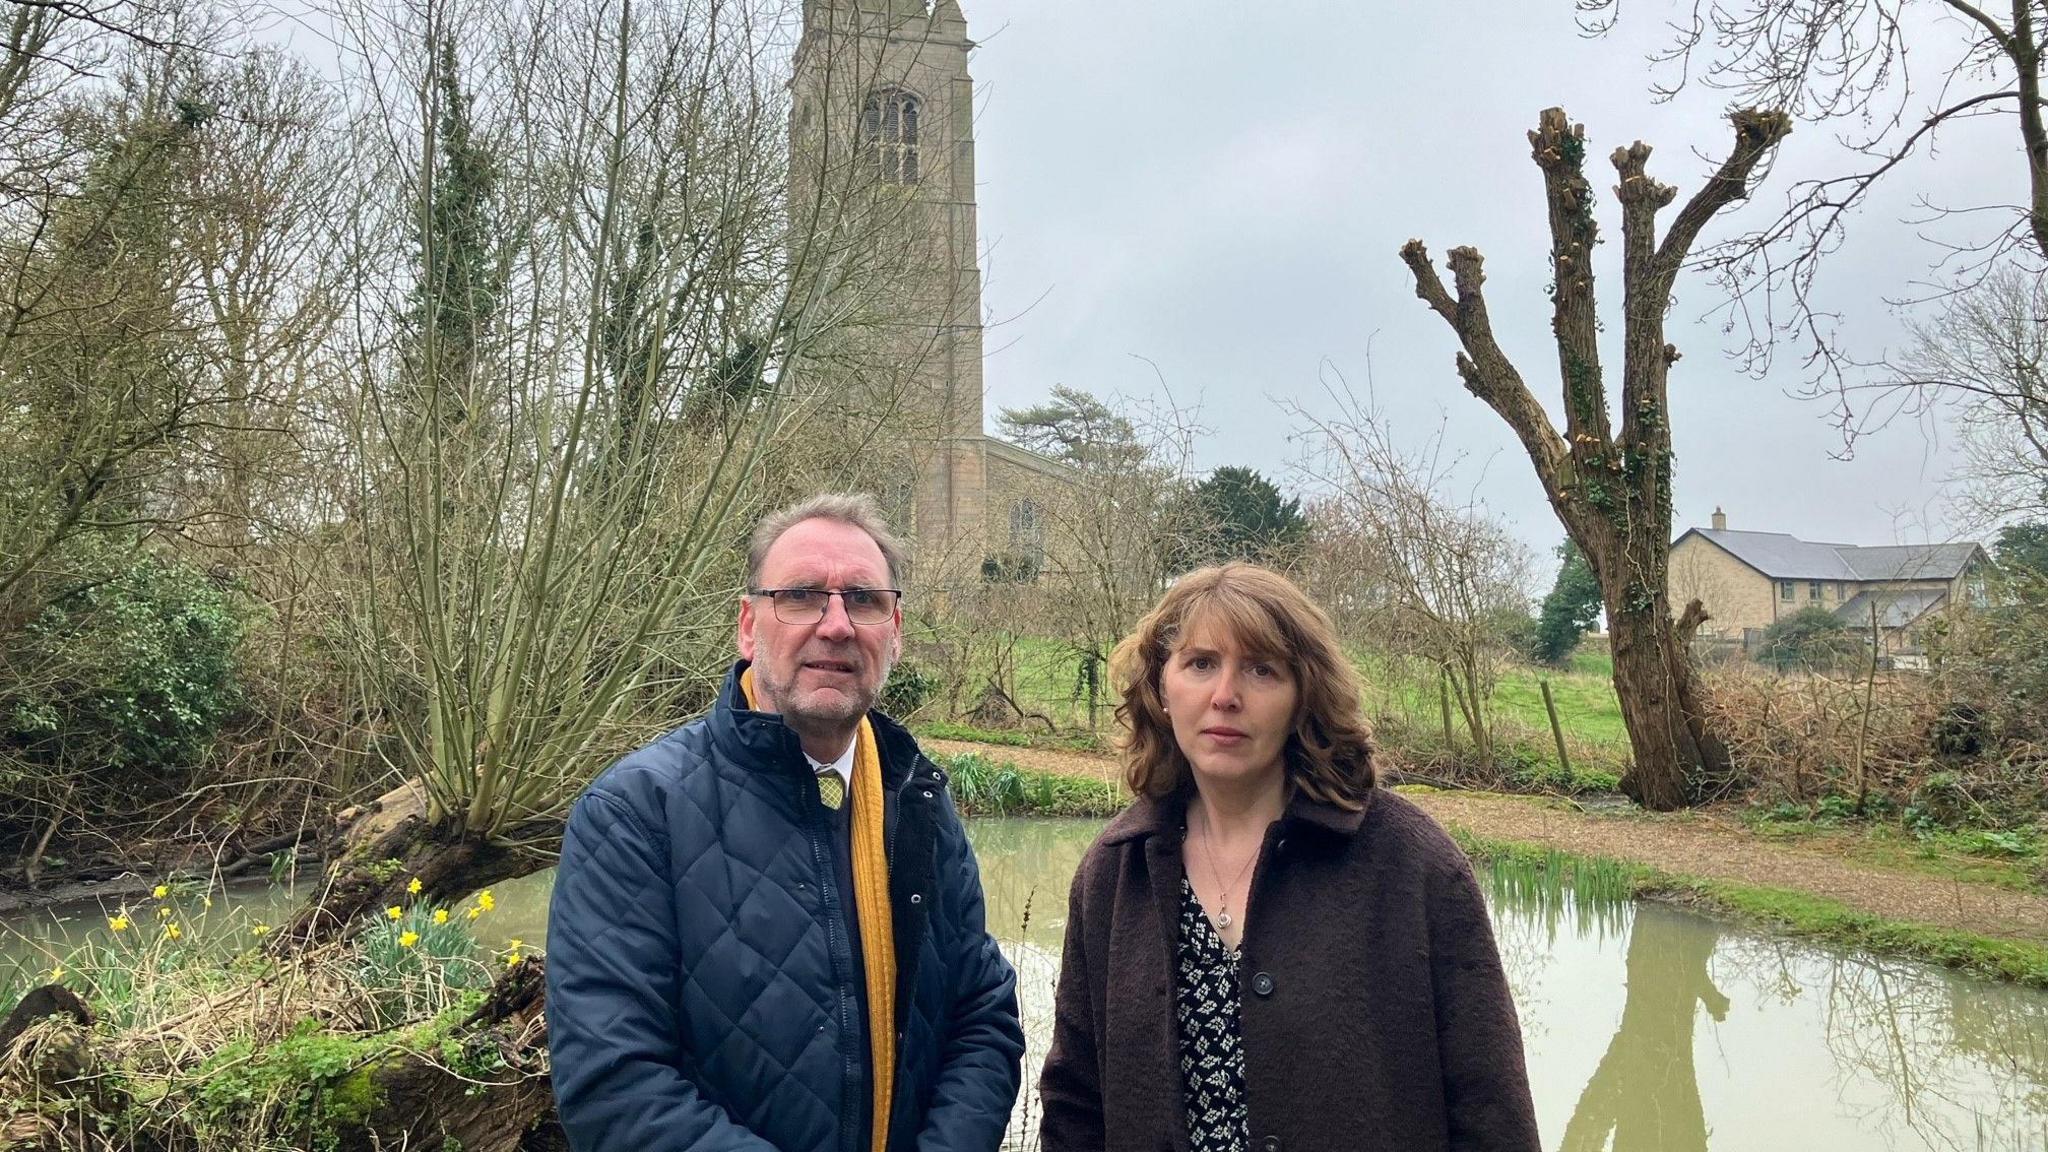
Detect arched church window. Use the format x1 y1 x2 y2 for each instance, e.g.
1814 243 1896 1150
1010 498 1043 552
862 88 921 184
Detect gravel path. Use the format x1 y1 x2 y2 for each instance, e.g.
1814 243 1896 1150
923 738 2048 944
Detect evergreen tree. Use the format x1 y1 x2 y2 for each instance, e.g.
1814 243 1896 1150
1532 541 1602 665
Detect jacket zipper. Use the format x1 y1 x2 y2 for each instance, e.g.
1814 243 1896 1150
805 775 860 1152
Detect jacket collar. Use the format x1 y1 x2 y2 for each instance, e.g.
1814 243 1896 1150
706 660 926 790
1100 778 1373 847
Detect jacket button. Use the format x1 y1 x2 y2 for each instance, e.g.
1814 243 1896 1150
1260 1136 1282 1152
909 893 922 905
922 789 935 799
1251 972 1275 997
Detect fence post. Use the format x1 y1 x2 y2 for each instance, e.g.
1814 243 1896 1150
1540 679 1572 780
1438 670 1456 751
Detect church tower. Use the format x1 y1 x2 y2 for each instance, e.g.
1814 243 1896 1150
791 0 987 571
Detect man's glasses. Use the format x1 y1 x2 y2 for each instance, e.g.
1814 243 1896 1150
752 587 902 626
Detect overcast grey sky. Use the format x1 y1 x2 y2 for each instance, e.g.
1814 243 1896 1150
961 1 2006 567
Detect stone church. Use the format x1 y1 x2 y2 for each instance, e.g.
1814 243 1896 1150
790 0 1074 579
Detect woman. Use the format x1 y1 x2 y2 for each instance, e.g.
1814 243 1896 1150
1038 563 1539 1152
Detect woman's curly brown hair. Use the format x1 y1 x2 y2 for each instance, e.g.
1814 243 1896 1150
1109 562 1377 808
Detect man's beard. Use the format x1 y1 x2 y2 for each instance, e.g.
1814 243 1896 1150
757 650 894 727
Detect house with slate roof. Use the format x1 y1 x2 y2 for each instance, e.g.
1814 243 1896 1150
1668 509 1989 666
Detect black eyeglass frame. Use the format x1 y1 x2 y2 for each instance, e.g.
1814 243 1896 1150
750 586 904 625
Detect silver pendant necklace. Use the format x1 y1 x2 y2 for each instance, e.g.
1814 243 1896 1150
1196 803 1259 930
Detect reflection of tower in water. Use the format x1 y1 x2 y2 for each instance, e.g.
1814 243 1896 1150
1559 911 1727 1152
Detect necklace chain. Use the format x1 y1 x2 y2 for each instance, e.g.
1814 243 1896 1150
1195 803 1259 931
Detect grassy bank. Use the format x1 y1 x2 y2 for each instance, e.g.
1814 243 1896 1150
911 636 1633 794
932 751 1125 818
1446 822 2048 989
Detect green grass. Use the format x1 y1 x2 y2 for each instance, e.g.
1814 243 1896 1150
1741 808 2045 895
914 719 1107 753
926 630 1634 793
1347 646 1629 769
1446 824 2048 989
1490 662 1628 746
933 751 1126 818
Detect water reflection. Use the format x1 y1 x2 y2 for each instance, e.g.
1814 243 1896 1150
1557 916 1727 1152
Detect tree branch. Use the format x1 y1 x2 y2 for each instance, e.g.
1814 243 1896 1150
1529 107 1613 448
1399 239 1574 514
1940 0 2018 56
1652 107 1792 293
1613 138 1679 446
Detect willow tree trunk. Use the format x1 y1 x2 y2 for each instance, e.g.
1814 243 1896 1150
274 780 552 951
1401 107 1787 809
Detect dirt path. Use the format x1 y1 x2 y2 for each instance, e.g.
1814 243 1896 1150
924 739 2048 945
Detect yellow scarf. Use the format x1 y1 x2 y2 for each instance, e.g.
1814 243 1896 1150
740 666 896 1152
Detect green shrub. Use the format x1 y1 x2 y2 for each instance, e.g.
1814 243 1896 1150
1754 606 1862 673
881 659 939 720
4 549 247 777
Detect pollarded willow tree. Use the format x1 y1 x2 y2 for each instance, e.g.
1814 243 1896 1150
286 0 934 946
1399 107 1790 809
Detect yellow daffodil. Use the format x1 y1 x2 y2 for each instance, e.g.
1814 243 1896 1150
466 906 482 921
407 877 423 896
203 895 212 909
399 930 420 948
47 966 64 981
505 951 522 967
109 915 130 932
386 905 403 921
157 906 172 919
152 884 169 899
251 924 272 937
476 890 495 912
166 923 182 941
433 909 449 925
507 938 523 952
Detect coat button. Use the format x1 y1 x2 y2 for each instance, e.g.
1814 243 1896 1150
1251 972 1275 997
909 893 922 905
1260 1136 1282 1152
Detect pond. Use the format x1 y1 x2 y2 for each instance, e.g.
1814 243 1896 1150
5 817 2045 1151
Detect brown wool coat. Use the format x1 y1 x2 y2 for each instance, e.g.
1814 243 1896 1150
1037 786 1540 1152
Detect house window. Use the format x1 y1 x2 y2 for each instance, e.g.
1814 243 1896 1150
862 88 920 184
1779 580 1795 600
1809 580 1824 602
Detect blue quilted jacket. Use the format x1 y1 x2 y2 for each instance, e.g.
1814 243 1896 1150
546 663 1024 1152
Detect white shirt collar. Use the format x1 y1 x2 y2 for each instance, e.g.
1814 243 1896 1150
803 737 856 787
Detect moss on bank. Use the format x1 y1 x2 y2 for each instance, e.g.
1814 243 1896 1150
1448 826 2048 989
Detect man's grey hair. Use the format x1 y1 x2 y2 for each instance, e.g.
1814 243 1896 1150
746 492 910 589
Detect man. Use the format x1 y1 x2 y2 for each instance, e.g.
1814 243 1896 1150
547 493 1024 1152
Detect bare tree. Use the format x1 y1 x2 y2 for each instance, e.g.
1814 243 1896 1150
1400 107 1791 808
1578 0 2048 430
1895 265 2048 525
992 385 1202 725
1293 387 1532 769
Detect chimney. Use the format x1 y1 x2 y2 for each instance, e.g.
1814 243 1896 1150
1711 506 1727 532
